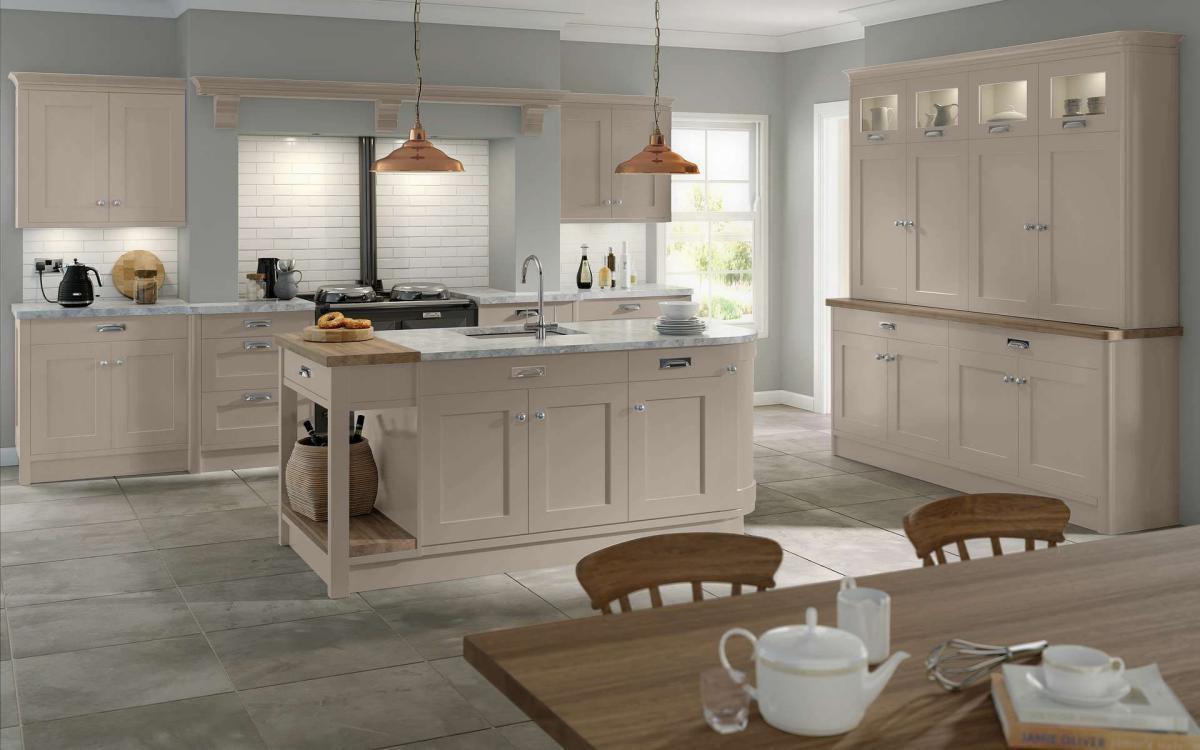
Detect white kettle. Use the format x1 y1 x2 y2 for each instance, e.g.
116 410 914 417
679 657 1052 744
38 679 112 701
719 607 909 736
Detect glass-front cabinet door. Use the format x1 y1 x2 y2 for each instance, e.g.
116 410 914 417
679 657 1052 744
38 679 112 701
1039 54 1121 135
969 64 1038 138
852 81 905 146
906 73 967 142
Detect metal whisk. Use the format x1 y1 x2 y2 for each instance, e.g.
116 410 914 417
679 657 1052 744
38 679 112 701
925 638 1048 691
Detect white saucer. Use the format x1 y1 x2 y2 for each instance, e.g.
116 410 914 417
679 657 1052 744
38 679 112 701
1025 669 1132 708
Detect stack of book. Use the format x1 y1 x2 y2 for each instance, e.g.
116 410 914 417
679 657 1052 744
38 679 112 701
992 664 1200 749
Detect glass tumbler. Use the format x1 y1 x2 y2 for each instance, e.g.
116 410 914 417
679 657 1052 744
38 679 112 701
699 667 750 734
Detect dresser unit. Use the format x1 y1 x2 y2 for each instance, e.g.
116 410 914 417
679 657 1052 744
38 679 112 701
10 73 186 228
837 31 1182 534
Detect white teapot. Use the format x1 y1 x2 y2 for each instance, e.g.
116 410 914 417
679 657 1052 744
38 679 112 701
718 607 909 736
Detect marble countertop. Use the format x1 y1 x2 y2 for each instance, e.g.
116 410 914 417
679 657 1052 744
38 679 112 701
449 284 692 305
375 318 755 361
12 297 315 320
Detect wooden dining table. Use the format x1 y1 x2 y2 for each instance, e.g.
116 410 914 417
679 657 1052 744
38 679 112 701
464 525 1200 749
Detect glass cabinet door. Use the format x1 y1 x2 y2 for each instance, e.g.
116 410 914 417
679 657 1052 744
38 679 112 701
906 74 967 142
968 64 1038 138
1039 54 1121 135
852 81 905 146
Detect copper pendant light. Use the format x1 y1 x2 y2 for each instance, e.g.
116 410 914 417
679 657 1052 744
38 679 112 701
615 0 699 175
372 0 464 173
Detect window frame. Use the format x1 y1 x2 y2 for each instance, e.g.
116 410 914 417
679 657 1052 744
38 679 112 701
657 112 770 338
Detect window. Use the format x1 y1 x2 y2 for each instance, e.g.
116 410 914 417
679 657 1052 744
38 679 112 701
662 114 769 335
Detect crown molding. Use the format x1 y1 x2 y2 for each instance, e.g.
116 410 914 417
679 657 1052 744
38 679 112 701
560 20 867 53
8 71 185 94
839 0 1003 26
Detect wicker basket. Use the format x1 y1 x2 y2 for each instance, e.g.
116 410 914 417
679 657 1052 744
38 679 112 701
285 437 378 521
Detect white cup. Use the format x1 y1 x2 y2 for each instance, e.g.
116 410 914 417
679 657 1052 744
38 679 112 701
836 577 890 665
1041 645 1126 698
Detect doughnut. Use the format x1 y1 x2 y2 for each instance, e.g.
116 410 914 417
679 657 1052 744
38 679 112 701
317 311 345 329
342 318 372 330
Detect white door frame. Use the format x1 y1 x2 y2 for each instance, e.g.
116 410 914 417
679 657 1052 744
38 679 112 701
812 100 850 415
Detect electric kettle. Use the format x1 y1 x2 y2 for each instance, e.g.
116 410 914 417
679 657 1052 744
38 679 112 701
57 259 101 307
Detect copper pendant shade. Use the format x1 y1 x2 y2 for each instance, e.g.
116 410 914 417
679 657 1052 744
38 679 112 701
614 0 699 176
371 0 464 174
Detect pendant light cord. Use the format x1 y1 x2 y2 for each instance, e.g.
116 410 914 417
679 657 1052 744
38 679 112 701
652 0 662 134
413 0 423 128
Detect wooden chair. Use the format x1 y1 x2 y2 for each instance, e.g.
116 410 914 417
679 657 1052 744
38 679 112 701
902 493 1070 566
575 532 784 615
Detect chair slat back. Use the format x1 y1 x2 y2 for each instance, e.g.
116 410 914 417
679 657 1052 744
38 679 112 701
902 494 1070 566
575 532 783 615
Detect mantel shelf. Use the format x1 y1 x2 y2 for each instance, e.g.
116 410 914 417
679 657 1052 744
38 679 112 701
190 75 569 134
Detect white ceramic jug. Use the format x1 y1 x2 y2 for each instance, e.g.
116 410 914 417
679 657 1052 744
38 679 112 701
719 607 909 736
837 577 891 665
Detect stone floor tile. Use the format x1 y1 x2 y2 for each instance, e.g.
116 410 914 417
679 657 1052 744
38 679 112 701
748 484 818 518
765 473 916 508
0 552 173 608
140 507 277 549
20 694 265 750
431 656 526 726
794 450 878 473
208 610 422 690
1 662 15 728
506 566 697 619
180 571 369 632
754 432 834 455
12 635 232 723
5 589 197 659
752 444 783 458
747 509 923 578
376 588 565 660
239 663 488 750
0 611 8 661
361 574 528 609
703 549 840 597
498 722 562 750
0 479 120 506
246 480 278 504
0 727 20 750
394 729 515 749
0 467 16 483
752 455 842 483
126 483 265 518
1064 523 1111 544
831 496 935 533
855 470 960 499
0 521 152 567
157 537 306 586
0 496 135 533
116 471 244 496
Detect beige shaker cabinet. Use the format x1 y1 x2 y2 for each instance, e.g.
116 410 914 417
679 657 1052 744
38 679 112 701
1016 359 1103 498
1038 54 1122 135
905 73 966 142
528 383 629 532
968 136 1040 317
11 73 186 228
850 145 908 303
831 331 888 442
947 348 1020 476
110 338 189 449
560 106 613 220
968 63 1039 139
885 338 949 457
28 343 112 455
906 140 969 309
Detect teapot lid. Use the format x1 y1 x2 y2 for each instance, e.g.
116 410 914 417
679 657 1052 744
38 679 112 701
757 607 867 672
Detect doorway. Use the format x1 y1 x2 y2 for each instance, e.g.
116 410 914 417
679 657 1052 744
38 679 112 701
812 101 850 415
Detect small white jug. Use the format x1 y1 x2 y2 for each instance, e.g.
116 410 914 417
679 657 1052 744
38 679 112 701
837 577 891 666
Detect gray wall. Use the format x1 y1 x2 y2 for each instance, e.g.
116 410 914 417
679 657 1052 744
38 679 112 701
561 41 786 392
862 0 1200 522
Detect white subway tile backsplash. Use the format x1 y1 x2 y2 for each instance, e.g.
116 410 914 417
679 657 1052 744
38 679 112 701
559 224 649 290
22 227 179 302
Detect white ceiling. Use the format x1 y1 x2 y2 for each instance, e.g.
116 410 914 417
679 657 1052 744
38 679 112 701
0 0 1005 51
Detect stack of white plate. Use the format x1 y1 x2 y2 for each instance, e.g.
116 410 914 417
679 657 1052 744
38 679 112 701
655 316 707 335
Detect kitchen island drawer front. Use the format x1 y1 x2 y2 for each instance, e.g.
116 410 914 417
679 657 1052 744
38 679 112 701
283 350 331 398
833 307 948 346
628 345 743 381
477 302 573 326
203 337 279 391
948 322 1103 369
418 352 629 396
202 312 309 339
202 389 278 447
33 315 187 344
577 296 689 321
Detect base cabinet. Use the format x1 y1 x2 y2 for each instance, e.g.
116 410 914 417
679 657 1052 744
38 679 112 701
1017 359 1102 497
832 331 888 441
111 339 188 449
29 343 112 455
886 339 948 456
949 349 1020 475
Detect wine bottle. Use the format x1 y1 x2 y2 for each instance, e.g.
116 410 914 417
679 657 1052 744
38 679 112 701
606 247 617 288
353 414 365 442
597 262 611 289
302 420 319 445
576 245 593 289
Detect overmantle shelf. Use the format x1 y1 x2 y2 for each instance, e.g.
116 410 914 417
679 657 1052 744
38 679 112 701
190 76 568 134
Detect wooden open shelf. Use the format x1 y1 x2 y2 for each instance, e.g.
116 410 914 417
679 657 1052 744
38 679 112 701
282 504 417 557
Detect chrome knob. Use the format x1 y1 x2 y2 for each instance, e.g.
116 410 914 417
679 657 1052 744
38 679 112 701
726 364 738 374
1014 377 1028 385
1023 223 1037 231
633 403 647 413
614 199 624 206
1002 374 1014 383
297 366 311 379
904 220 915 228
534 410 546 421
894 219 905 227
99 359 109 367
874 353 886 361
1036 224 1049 232
96 199 106 207
111 199 122 207
884 354 897 362
515 412 528 423
114 359 125 366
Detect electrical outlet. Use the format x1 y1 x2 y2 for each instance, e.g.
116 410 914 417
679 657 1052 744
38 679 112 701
35 258 63 273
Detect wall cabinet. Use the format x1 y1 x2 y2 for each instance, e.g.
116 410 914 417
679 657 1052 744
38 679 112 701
12 74 186 228
849 31 1180 328
561 98 671 222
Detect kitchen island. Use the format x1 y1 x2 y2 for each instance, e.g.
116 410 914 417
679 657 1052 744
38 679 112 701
275 319 756 597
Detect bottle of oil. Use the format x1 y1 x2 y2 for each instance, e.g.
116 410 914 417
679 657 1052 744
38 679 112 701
605 247 617 288
576 245 594 289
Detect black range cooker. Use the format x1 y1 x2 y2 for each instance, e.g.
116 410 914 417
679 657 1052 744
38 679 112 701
306 282 477 330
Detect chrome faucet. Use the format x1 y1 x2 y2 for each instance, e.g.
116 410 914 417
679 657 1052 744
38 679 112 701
520 254 556 340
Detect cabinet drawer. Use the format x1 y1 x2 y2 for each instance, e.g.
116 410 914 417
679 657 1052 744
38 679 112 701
202 312 310 339
477 302 573 327
201 389 278 447
283 350 330 398
202 337 279 391
949 323 1103 370
33 315 187 344
833 308 948 346
419 352 628 396
577 296 688 321
628 345 741 381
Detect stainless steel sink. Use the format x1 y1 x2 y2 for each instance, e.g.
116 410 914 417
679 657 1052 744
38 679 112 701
459 325 582 339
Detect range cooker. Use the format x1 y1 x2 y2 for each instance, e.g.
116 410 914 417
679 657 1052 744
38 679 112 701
303 282 477 330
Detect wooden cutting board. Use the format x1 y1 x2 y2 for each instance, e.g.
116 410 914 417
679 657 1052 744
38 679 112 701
111 250 166 299
302 325 375 342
